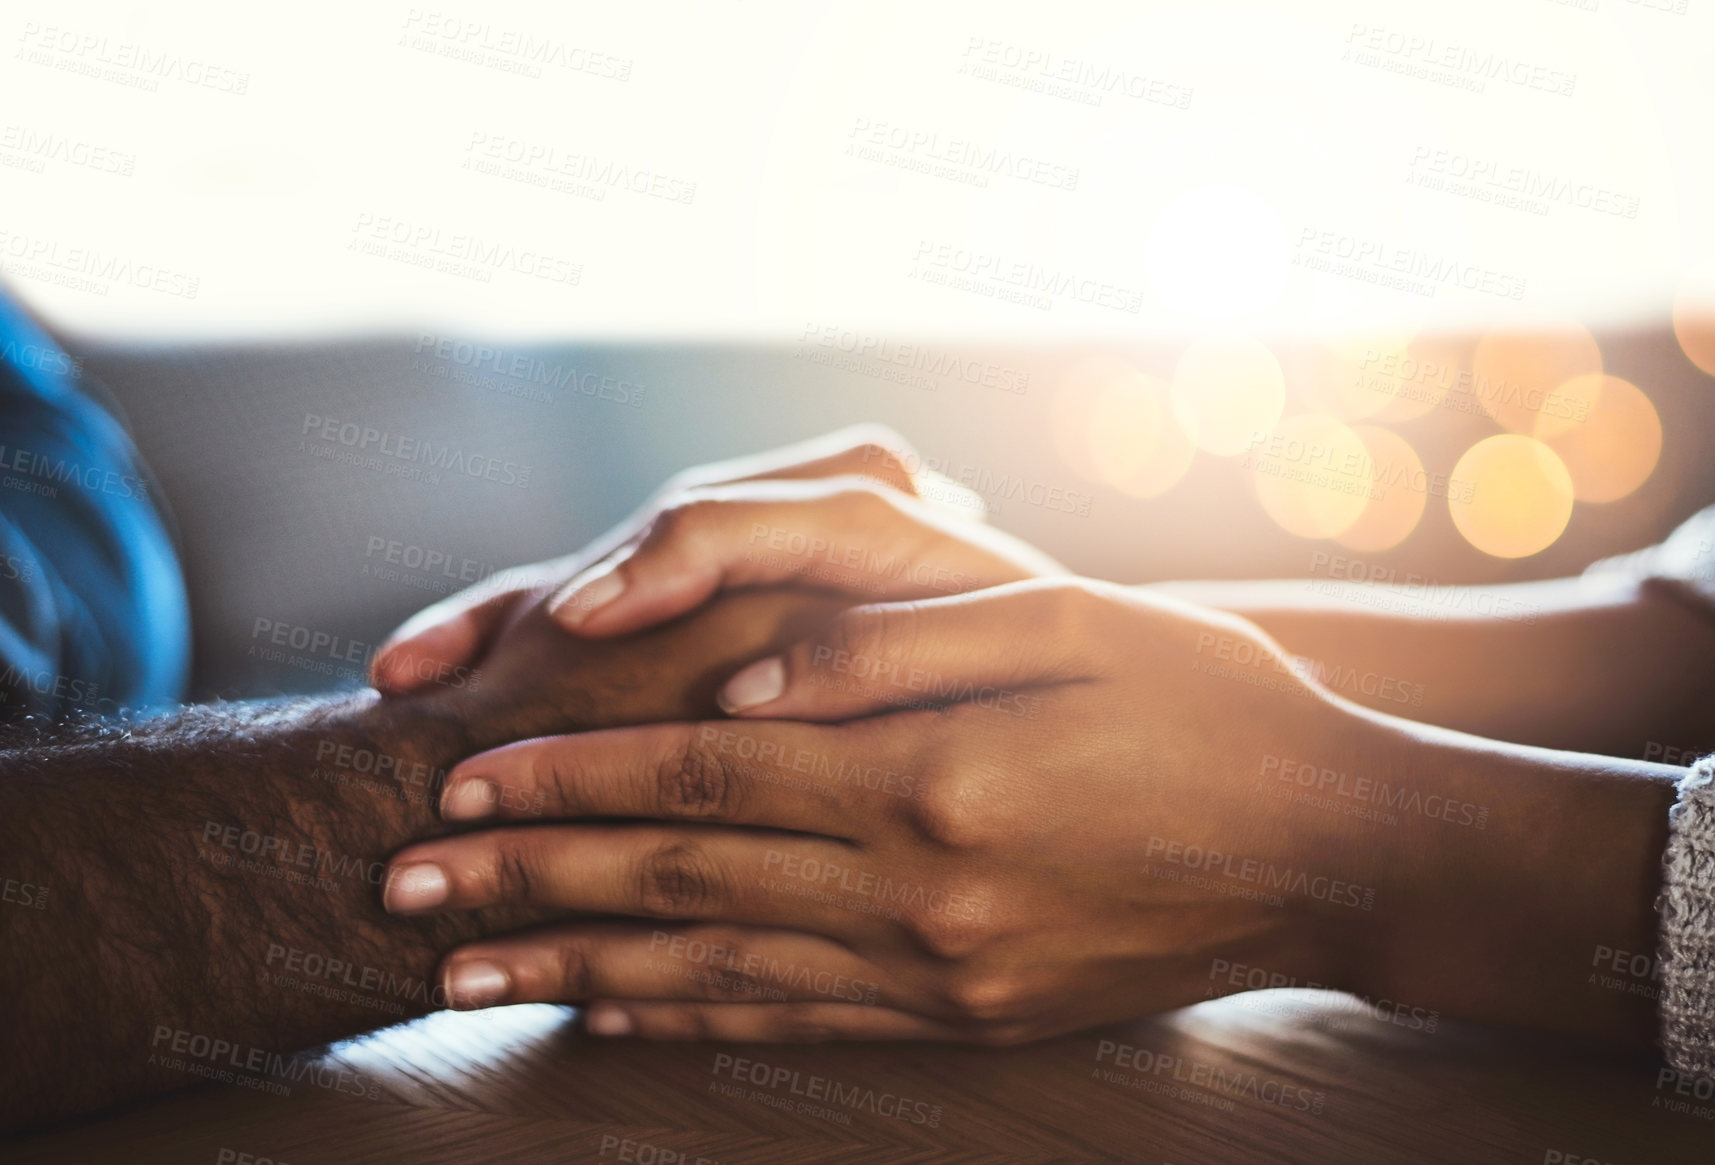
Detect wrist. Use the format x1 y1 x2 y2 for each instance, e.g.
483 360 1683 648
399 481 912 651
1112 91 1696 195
1337 710 1680 1037
1243 692 1399 998
294 689 477 822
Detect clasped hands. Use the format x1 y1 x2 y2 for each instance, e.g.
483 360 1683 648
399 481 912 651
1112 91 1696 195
369 429 1374 1044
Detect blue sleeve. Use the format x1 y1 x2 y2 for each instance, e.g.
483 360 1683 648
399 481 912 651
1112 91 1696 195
0 289 190 716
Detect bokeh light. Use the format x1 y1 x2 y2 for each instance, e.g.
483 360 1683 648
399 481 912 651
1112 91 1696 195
1448 435 1575 558
1470 324 1603 435
1086 372 1198 498
1251 413 1371 539
1051 355 1141 483
1285 332 1465 425
1673 277 1715 378
1282 332 1412 421
1171 338 1286 457
1535 374 1662 503
1336 426 1428 552
1369 336 1466 424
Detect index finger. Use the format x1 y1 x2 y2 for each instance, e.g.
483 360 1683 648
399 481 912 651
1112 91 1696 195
441 720 925 842
717 580 1107 722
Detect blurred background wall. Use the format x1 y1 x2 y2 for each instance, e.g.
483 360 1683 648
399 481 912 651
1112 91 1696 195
9 0 1715 702
71 325 1715 701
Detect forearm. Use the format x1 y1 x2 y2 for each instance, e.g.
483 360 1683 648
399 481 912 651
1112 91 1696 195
1152 576 1715 756
0 692 510 1131
0 587 845 1132
1316 701 1682 1042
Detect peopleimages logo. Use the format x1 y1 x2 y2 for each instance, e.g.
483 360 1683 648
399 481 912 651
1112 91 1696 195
399 10 633 81
0 230 200 299
1260 754 1489 829
1093 1039 1326 1112
959 37 1194 110
1294 227 1526 301
845 119 1079 191
709 1053 943 1126
15 22 251 94
463 132 694 203
1407 145 1639 219
807 645 1042 717
149 1025 378 1100
799 323 1031 394
349 213 581 286
1206 959 1440 1033
300 413 533 489
648 931 880 1004
413 335 646 406
762 849 992 923
0 665 105 711
249 615 479 690
1343 24 1577 97
911 240 1144 314
0 442 149 500
1144 835 1376 910
0 124 137 175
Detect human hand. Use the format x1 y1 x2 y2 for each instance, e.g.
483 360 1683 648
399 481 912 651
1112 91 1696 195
370 425 967 695
409 585 850 756
387 580 1379 1043
532 463 1062 642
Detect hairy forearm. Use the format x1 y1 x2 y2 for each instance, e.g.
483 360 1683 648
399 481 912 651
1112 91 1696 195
0 692 514 1130
1152 576 1715 757
0 587 845 1132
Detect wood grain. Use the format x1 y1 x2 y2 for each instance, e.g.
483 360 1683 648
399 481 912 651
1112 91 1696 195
6 991 1708 1164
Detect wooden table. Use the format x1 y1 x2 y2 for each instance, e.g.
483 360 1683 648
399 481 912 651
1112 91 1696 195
8 992 1709 1164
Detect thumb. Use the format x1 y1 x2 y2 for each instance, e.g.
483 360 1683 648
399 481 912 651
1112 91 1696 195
714 580 1099 722
369 566 543 694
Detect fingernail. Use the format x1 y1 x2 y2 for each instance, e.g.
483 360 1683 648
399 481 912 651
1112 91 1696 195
445 959 510 1009
586 1005 633 1036
441 777 498 821
384 862 449 912
718 656 784 713
369 643 393 685
550 562 626 629
370 643 407 691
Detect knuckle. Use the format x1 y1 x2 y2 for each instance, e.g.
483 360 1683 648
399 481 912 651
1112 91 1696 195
1040 579 1099 633
490 837 541 903
902 897 996 959
910 772 996 850
646 494 720 546
821 602 919 681
638 842 724 917
840 480 913 524
553 940 593 999
851 440 905 471
529 748 582 814
820 607 870 663
841 423 913 458
944 970 1025 1023
1014 580 1111 664
659 729 742 819
836 430 918 493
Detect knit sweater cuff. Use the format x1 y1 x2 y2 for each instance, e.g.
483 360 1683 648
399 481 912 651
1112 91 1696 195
1660 755 1715 1075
